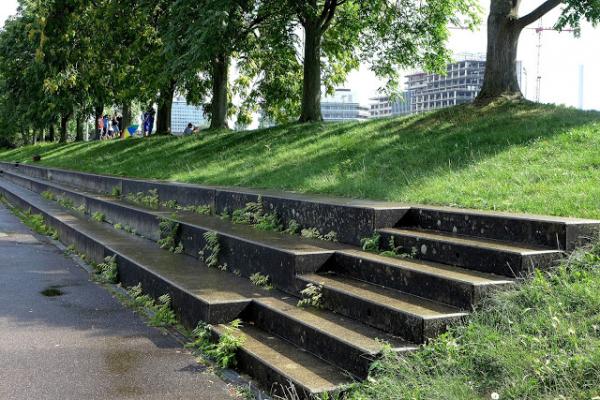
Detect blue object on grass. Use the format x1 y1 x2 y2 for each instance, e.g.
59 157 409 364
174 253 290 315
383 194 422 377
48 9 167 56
127 125 139 136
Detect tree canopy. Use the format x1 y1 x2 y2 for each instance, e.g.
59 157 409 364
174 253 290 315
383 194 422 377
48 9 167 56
1 0 598 146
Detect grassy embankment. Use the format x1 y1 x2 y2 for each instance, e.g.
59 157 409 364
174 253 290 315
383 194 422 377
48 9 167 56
1 100 600 219
348 243 600 399
1 101 600 399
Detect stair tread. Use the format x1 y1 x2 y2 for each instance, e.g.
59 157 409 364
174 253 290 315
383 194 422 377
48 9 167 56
0 178 267 305
255 296 416 354
300 273 467 319
214 323 351 393
164 208 342 254
380 227 561 254
3 168 342 255
337 249 514 286
413 204 600 224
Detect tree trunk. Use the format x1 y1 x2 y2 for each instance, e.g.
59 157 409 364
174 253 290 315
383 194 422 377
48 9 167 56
94 104 103 140
157 80 176 135
210 54 229 129
59 113 70 143
476 0 524 103
48 123 55 142
75 113 84 142
299 19 323 122
122 102 132 134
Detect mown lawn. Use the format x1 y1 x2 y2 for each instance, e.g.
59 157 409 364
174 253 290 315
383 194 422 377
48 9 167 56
2 100 600 219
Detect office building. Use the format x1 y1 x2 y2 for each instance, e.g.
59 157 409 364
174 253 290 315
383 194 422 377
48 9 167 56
406 54 526 113
171 95 207 134
370 92 413 118
321 89 370 121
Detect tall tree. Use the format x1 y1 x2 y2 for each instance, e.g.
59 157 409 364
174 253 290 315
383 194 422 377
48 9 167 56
477 0 600 102
167 0 283 129
287 0 480 122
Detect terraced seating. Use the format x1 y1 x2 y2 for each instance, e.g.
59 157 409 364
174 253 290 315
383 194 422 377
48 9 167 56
1 162 597 398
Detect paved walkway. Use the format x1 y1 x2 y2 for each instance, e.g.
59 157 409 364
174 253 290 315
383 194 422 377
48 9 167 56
0 203 238 400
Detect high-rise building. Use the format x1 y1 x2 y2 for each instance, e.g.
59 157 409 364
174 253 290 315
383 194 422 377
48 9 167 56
369 92 413 118
406 54 527 114
171 95 207 134
321 89 370 121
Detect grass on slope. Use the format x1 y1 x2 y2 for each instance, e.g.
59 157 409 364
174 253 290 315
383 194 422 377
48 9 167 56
2 101 600 219
348 242 600 400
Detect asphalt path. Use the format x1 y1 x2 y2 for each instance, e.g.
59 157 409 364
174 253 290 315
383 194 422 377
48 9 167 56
0 203 239 400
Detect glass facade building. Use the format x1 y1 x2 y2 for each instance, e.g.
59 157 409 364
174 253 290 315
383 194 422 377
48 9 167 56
171 96 207 134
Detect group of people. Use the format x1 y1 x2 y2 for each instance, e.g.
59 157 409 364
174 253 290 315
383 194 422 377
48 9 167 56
97 114 123 140
94 105 200 140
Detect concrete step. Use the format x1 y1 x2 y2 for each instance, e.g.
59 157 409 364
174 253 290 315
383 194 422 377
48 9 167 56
400 206 600 251
213 323 351 398
329 249 514 309
0 178 258 326
0 178 396 396
298 273 467 343
0 169 337 291
0 162 410 246
378 227 563 277
246 297 416 378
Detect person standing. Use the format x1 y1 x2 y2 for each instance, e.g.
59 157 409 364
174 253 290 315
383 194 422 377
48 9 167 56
116 115 124 138
144 107 156 136
102 114 109 137
97 116 104 140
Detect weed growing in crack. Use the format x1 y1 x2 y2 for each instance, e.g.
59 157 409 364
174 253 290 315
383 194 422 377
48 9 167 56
297 283 324 309
127 283 177 327
158 218 183 253
161 200 212 216
231 196 282 232
249 273 272 290
284 219 300 235
111 186 121 197
126 189 159 209
361 233 381 252
361 234 416 259
57 197 74 209
187 319 245 368
18 210 59 239
92 211 105 222
162 199 178 209
300 227 337 242
199 231 220 268
41 190 56 201
149 294 177 327
64 244 76 255
94 255 118 284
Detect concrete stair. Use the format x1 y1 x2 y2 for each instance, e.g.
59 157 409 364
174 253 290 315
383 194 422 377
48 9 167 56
326 249 513 308
1 162 598 398
0 179 356 397
378 227 562 277
298 273 467 343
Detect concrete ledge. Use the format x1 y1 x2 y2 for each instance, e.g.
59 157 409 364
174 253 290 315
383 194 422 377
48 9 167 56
0 162 411 246
402 206 600 251
1 168 336 293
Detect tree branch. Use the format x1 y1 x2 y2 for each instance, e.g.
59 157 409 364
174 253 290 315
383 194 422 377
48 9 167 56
517 0 563 28
320 0 338 32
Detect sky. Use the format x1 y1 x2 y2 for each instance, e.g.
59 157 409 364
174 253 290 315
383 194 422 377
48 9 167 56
1 0 599 110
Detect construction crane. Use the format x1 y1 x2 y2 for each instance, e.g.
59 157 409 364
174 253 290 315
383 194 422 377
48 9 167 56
526 20 576 102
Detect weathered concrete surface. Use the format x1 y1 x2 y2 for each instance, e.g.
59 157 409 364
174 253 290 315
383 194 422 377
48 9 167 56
0 204 238 400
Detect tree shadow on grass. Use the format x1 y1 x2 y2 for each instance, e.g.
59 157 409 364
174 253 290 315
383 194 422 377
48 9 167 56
2 102 599 204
